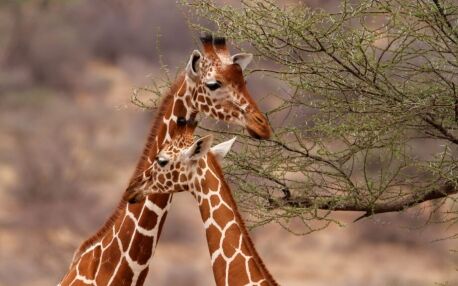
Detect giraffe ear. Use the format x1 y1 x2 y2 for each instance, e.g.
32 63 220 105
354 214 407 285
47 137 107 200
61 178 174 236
231 53 253 70
183 135 213 162
210 137 236 163
186 50 202 79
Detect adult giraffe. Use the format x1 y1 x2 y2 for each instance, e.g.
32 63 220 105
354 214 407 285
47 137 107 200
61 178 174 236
127 124 279 286
59 35 272 286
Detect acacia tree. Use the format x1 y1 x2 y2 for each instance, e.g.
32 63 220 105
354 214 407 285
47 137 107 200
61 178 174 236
140 0 458 233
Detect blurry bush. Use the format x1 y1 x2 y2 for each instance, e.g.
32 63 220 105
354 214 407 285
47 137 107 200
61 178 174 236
1 0 190 91
12 126 83 204
4 2 87 90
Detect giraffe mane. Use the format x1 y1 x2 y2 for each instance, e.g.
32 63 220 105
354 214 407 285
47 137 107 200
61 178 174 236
71 72 186 265
132 72 186 178
70 199 127 267
207 153 280 286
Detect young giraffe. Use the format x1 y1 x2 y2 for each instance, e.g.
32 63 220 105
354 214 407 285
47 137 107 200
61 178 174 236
127 124 279 286
59 35 272 286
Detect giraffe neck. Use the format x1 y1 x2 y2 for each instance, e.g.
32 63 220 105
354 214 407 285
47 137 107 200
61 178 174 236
59 73 198 286
196 154 278 286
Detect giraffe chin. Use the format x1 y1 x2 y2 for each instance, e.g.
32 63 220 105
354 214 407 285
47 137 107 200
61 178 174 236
247 125 272 140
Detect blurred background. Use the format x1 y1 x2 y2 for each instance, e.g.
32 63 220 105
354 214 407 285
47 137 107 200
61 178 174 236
0 1 456 285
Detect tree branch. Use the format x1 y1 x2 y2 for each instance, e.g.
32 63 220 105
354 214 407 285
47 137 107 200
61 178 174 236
273 182 457 219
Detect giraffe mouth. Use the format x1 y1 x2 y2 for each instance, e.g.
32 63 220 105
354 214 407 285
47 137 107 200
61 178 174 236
247 126 271 140
220 100 272 139
245 112 272 140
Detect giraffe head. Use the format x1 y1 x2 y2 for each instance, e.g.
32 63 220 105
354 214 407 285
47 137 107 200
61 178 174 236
185 34 272 139
126 126 234 202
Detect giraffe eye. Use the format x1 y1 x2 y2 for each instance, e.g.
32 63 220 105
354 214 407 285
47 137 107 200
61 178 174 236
156 156 169 167
205 81 222 91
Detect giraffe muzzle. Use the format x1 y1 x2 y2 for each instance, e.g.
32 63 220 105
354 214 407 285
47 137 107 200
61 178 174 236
245 111 272 140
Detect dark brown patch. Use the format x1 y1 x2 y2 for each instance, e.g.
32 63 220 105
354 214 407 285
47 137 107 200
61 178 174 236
60 269 77 285
168 119 177 136
206 224 222 253
203 170 220 191
228 254 250 286
136 267 149 286
157 126 167 147
78 246 101 280
222 223 240 258
199 198 211 222
127 200 143 216
210 195 220 208
154 193 172 209
156 210 169 238
185 95 192 108
138 205 158 230
113 212 125 234
158 174 165 184
118 216 135 252
248 257 263 282
194 178 202 193
222 64 245 88
102 228 114 248
109 257 134 286
173 99 186 117
171 170 179 182
96 240 122 285
129 231 154 265
212 255 227 285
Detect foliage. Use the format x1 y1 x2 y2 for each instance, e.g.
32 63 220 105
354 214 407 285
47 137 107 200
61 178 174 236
176 0 458 233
